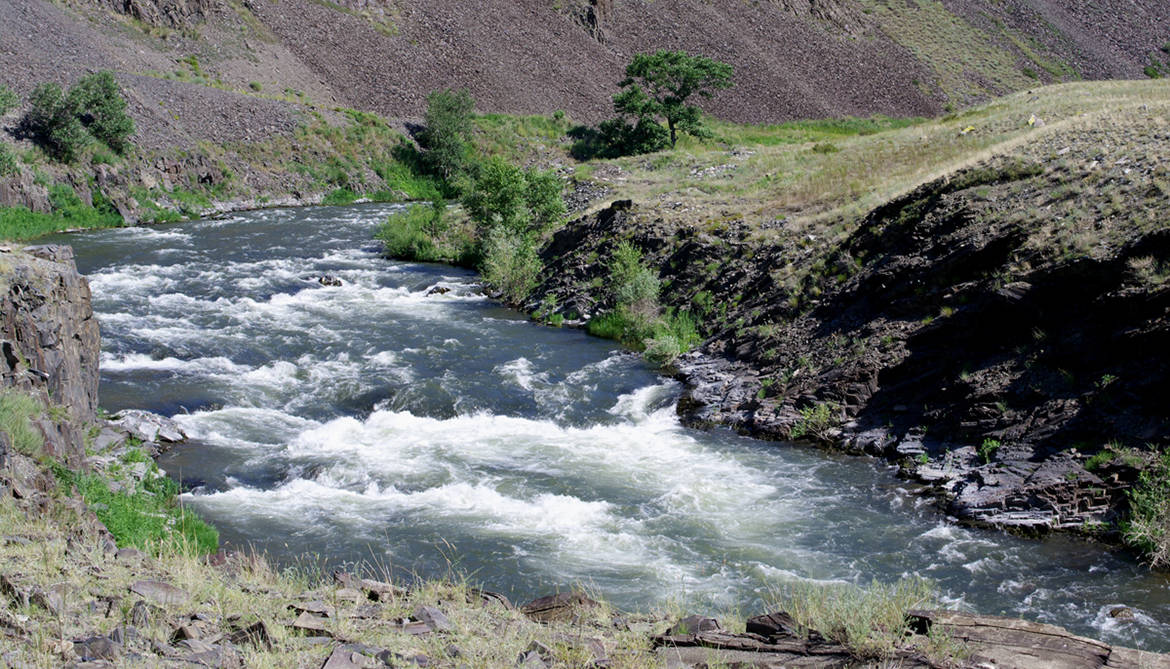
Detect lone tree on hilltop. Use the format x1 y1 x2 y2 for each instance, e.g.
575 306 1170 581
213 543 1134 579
613 50 733 149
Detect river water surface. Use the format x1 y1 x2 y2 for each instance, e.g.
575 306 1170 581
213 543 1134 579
55 203 1170 650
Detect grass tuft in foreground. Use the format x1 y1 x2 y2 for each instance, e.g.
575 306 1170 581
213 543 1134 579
768 576 954 660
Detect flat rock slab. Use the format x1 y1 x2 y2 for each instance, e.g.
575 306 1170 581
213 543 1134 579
130 580 189 607
321 646 381 669
412 605 452 632
521 591 599 623
293 611 333 637
911 610 1170 669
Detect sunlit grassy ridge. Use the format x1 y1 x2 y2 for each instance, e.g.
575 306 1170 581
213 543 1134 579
565 79 1167 255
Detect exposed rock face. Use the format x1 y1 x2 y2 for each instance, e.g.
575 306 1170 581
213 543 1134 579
90 0 223 27
1 245 100 427
533 149 1170 536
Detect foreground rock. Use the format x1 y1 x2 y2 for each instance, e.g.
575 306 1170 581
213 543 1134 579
653 610 1170 668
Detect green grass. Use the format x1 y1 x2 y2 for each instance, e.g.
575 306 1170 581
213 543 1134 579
472 112 573 163
322 187 360 205
703 115 922 147
0 143 18 176
53 459 219 555
768 576 945 659
0 390 45 457
1124 449 1170 568
0 183 124 241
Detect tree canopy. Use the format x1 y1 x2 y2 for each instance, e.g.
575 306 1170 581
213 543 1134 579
613 50 733 149
420 88 475 180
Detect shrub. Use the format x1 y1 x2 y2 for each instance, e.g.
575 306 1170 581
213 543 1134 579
0 143 18 176
597 116 669 157
0 390 45 457
26 82 87 162
790 403 837 441
23 72 134 161
375 202 447 262
978 438 1001 463
1124 449 1170 568
460 156 566 238
479 225 543 303
249 81 262 92
322 187 359 205
0 84 18 115
68 71 135 154
610 242 659 310
420 88 475 180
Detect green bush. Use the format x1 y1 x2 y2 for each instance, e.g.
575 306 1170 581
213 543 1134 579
586 243 703 363
0 84 18 115
0 390 44 457
610 241 660 315
978 438 1001 463
460 157 566 236
27 83 87 162
322 187 359 205
420 88 475 180
0 143 18 176
68 71 134 154
23 72 134 161
790 403 837 441
480 225 543 303
1124 450 1170 568
376 202 447 262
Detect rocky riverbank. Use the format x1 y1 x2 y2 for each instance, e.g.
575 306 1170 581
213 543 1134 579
4 241 1170 666
532 126 1170 542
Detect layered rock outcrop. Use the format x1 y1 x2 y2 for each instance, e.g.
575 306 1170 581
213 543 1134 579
1 245 99 433
533 150 1170 536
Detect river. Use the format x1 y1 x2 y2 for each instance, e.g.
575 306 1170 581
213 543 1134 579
52 202 1170 651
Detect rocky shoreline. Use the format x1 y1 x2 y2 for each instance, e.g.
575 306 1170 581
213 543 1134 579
532 148 1170 545
3 234 1170 665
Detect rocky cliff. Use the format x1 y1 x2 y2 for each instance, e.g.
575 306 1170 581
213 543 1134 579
1 245 100 462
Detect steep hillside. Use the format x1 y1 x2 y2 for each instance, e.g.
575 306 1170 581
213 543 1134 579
3 0 1169 132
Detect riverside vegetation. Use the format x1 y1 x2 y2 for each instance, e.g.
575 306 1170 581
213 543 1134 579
374 76 1170 573
4 32 1170 666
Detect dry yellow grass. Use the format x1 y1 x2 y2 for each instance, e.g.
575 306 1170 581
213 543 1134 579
585 79 1170 238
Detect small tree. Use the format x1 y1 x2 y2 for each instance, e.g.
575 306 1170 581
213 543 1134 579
69 71 135 154
27 83 87 162
612 50 733 149
420 88 475 180
24 72 135 161
460 156 566 237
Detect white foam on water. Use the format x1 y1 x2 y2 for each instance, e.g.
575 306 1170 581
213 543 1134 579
494 358 545 391
101 353 249 375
